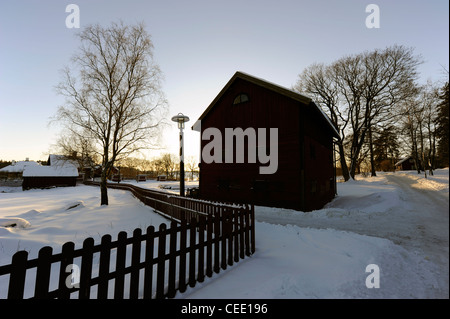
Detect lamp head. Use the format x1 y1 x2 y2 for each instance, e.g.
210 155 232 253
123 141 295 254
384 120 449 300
171 113 190 129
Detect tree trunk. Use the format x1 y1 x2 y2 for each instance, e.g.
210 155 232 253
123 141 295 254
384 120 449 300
349 138 364 180
100 171 108 205
418 121 427 178
337 142 350 181
411 127 421 174
368 125 377 177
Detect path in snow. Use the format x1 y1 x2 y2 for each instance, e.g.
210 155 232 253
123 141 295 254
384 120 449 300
255 172 449 298
384 173 449 279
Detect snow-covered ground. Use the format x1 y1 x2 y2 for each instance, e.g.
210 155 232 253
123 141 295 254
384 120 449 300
0 169 448 299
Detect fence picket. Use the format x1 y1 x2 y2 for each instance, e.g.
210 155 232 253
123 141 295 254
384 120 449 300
245 205 251 256
197 216 205 283
206 215 213 278
58 241 75 299
156 223 167 299
221 209 228 270
34 246 53 299
213 207 220 274
188 218 197 288
8 250 28 299
239 208 245 259
178 219 187 293
130 228 142 299
98 234 112 299
250 204 256 255
79 237 94 299
114 231 128 299
0 182 255 300
167 220 178 298
143 225 155 299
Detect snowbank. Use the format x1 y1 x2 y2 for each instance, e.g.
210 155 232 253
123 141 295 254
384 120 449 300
0 217 31 229
0 169 448 298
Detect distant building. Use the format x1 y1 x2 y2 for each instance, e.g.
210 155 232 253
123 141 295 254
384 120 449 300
0 159 39 180
22 155 79 190
193 71 339 211
395 156 420 171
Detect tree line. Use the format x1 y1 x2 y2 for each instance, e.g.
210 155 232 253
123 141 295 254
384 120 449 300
295 44 449 181
51 20 448 207
114 154 198 181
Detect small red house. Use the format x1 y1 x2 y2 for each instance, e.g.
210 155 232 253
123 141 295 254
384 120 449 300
395 156 420 171
22 155 79 190
193 72 339 211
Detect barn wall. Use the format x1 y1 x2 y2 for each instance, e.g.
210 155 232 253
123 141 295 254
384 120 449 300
199 77 336 211
199 78 304 209
22 177 77 190
302 105 336 211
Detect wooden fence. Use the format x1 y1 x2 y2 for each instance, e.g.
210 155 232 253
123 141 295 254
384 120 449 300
0 183 255 299
85 181 244 223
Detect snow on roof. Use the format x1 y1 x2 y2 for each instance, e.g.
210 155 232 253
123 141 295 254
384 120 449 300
23 164 78 177
49 154 80 168
394 157 412 166
0 161 39 173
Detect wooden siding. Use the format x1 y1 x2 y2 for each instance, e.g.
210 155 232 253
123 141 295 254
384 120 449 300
22 177 77 190
198 75 336 211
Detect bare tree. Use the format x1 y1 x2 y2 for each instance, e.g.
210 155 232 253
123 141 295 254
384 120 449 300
160 153 177 179
185 155 199 181
413 81 440 177
55 22 168 205
296 45 422 180
295 63 351 181
333 45 421 179
52 130 99 175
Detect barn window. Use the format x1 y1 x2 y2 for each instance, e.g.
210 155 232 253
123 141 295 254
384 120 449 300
233 93 249 105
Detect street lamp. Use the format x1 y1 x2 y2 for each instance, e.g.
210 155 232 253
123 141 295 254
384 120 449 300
171 113 190 196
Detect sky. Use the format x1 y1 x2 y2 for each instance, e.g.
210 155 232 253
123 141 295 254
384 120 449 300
0 0 449 163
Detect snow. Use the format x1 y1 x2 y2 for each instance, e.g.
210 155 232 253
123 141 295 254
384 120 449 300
22 164 79 177
20 154 79 177
0 169 448 299
0 160 39 173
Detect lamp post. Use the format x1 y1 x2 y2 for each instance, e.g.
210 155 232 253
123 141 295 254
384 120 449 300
171 113 190 196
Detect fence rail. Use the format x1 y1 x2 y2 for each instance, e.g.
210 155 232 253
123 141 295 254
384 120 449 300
85 181 245 223
0 182 255 299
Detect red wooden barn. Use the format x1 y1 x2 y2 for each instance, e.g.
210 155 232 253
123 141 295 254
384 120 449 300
192 71 339 211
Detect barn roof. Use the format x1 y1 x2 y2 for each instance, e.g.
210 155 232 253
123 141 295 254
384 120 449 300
0 160 39 173
192 71 340 138
23 155 79 177
22 165 78 177
48 154 80 168
394 156 412 166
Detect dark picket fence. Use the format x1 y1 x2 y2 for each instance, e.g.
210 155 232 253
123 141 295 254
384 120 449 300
0 182 255 299
85 180 245 223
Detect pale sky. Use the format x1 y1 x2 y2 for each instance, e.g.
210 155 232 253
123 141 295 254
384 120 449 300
0 0 448 163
